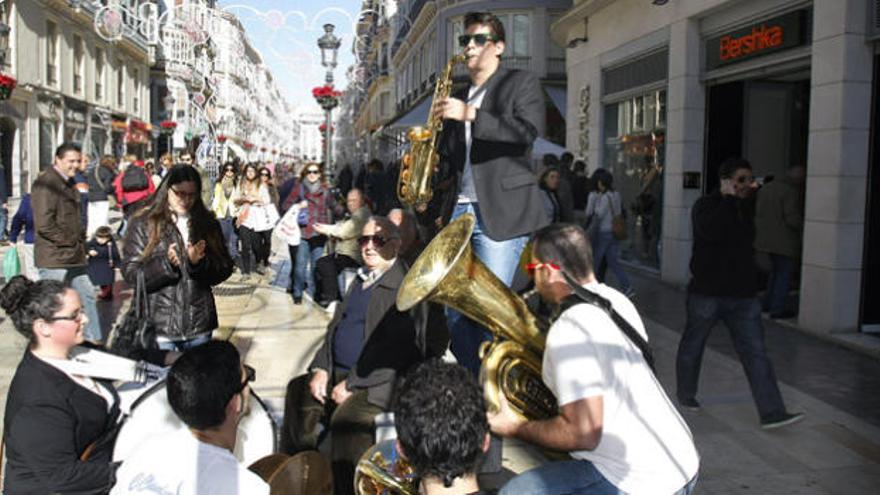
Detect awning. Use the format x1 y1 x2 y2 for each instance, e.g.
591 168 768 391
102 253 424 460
544 85 567 120
385 97 432 130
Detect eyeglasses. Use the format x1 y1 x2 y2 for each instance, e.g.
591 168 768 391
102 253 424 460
224 169 235 174
358 234 394 248
735 175 754 184
171 188 197 200
458 33 500 47
306 169 320 175
46 308 85 323
525 261 561 277
236 364 256 394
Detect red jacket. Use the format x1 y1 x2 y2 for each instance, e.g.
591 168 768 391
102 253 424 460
114 162 155 207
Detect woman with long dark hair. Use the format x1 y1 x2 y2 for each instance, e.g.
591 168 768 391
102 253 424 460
257 166 280 268
212 163 240 269
282 163 337 304
585 168 634 298
1 276 119 493
121 165 233 351
233 163 271 281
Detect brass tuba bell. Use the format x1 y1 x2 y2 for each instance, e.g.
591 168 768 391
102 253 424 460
397 213 557 420
354 440 417 495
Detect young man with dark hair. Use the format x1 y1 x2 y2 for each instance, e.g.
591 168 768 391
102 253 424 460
394 360 490 495
111 341 269 494
434 11 548 375
676 157 803 429
489 223 700 495
32 142 103 344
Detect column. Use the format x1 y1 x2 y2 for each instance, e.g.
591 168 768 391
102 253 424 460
799 0 872 333
660 18 705 285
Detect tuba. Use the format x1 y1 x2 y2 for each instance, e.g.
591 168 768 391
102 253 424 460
397 213 557 421
397 54 467 208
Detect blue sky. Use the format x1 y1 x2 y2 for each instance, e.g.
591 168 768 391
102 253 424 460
217 1 365 112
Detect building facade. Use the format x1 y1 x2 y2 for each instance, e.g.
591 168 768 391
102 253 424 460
1 0 151 198
341 0 571 167
552 0 876 337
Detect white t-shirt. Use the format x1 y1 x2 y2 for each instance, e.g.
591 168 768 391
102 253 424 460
543 282 700 495
458 84 488 203
111 430 270 495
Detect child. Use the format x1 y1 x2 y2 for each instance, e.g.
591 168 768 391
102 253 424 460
87 226 121 300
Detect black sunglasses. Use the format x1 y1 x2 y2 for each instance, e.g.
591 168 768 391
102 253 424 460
236 364 256 394
306 169 320 175
260 172 270 177
458 33 500 47
358 234 391 248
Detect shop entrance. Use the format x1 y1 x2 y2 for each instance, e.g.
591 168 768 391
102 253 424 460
705 72 810 190
861 55 880 333
704 71 810 316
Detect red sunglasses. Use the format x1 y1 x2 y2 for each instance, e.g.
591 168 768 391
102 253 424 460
525 261 561 276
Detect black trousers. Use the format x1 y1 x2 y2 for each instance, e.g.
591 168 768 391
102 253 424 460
281 372 382 495
315 254 360 304
258 230 272 265
286 244 299 292
239 226 261 274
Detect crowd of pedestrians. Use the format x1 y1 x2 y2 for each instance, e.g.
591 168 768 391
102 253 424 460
0 12 811 495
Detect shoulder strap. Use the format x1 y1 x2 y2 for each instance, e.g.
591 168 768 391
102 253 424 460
93 165 106 190
560 276 655 373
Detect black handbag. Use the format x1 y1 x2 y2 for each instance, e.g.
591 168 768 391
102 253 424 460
108 268 158 359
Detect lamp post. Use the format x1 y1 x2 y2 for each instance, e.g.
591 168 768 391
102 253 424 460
162 93 176 154
317 23 340 179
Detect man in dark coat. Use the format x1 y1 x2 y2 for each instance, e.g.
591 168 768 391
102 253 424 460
32 142 103 343
676 157 802 430
281 217 428 495
434 12 548 374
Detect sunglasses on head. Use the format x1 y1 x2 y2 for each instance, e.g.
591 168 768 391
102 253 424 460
236 364 256 394
458 33 500 47
358 234 393 248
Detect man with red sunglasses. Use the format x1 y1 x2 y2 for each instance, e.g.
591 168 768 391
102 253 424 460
282 217 430 495
490 223 700 495
433 11 548 376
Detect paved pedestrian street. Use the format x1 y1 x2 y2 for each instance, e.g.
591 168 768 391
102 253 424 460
1 252 879 493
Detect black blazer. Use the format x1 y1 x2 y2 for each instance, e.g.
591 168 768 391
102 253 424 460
309 259 427 409
3 350 119 494
438 67 550 241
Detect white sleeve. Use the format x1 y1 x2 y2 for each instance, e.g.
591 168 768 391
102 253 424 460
612 192 623 216
544 312 607 406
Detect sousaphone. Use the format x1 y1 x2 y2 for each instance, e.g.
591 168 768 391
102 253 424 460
396 213 557 420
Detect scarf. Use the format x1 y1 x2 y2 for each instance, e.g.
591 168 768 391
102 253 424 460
221 176 235 197
304 178 321 194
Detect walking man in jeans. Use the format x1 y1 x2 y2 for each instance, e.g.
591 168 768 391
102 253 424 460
32 142 102 344
676 157 803 429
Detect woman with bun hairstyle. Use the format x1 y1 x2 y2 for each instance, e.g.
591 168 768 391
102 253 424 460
122 164 233 351
1 276 119 493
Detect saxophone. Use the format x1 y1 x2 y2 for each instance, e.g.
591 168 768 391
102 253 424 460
397 53 467 208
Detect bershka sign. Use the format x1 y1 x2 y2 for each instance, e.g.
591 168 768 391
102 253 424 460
706 10 808 70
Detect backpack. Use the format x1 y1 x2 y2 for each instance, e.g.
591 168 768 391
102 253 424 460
121 166 149 192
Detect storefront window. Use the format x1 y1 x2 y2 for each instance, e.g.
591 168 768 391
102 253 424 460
39 119 57 170
603 89 666 270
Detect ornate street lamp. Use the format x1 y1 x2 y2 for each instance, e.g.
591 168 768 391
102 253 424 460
317 24 341 178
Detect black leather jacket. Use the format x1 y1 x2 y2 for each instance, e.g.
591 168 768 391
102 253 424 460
121 212 233 340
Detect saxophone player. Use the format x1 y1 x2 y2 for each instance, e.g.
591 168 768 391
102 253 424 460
433 12 549 375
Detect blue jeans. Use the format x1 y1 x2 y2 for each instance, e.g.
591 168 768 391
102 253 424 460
293 236 326 298
446 203 527 375
156 332 212 351
500 459 697 495
676 293 787 420
38 267 102 342
0 205 8 241
762 253 794 315
592 231 630 291
219 217 239 261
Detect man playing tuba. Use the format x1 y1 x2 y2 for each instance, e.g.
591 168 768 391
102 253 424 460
488 224 700 495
